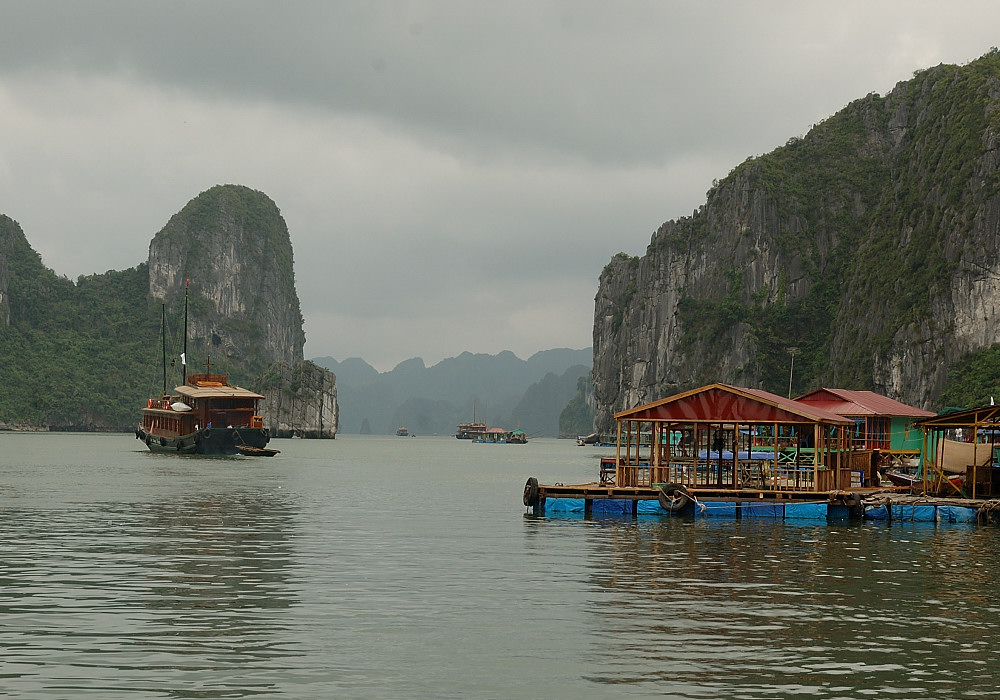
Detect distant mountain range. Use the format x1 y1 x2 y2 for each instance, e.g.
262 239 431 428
312 348 592 437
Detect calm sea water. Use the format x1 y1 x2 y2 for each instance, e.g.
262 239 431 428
2 433 999 699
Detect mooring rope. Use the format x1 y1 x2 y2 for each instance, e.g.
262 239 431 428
694 498 831 511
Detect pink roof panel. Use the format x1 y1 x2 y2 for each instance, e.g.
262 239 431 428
795 388 934 418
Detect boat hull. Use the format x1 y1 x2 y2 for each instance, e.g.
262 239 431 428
135 425 270 456
886 470 964 490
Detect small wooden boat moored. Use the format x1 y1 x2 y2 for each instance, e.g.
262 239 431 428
236 445 280 457
886 470 963 490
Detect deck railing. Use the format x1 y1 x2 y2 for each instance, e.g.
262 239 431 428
614 448 873 492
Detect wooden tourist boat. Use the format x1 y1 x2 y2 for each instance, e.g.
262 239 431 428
456 421 487 439
135 373 272 456
134 282 273 456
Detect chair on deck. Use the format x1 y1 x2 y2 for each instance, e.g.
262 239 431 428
600 457 617 485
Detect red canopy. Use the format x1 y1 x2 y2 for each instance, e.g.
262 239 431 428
615 383 851 425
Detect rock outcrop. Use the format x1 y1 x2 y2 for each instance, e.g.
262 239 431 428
148 184 304 374
0 185 338 435
257 360 338 438
147 185 337 438
593 51 1000 432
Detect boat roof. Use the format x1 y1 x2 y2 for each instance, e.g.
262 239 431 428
794 388 934 418
614 383 851 425
175 383 264 400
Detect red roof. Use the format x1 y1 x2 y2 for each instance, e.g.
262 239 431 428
615 383 851 425
794 388 934 418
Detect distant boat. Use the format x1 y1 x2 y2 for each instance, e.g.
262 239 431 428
474 427 510 444
396 426 409 436
507 429 528 444
456 421 487 440
474 427 527 444
456 401 487 439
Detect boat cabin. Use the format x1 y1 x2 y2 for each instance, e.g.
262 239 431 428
794 388 933 465
142 373 265 438
612 383 871 494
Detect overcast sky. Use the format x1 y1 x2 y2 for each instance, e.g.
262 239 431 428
1 2 998 371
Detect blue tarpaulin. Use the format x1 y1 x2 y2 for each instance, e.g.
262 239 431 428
637 499 663 515
784 502 829 520
891 504 938 521
703 502 740 518
937 505 978 523
741 502 784 519
864 504 889 520
544 498 585 514
592 499 632 516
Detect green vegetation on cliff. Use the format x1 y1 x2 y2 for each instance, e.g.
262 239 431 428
939 344 1000 408
0 184 305 430
0 217 161 427
596 49 1000 420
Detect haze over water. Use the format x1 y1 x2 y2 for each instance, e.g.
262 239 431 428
2 433 998 698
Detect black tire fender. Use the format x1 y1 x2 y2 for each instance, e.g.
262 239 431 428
203 428 212 440
658 483 691 512
523 477 539 506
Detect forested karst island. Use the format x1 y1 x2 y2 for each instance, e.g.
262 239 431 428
0 185 336 435
592 50 1000 433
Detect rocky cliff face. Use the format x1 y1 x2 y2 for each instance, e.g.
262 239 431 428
148 185 304 374
593 52 1000 432
257 360 338 438
148 185 338 437
0 216 16 328
0 187 339 434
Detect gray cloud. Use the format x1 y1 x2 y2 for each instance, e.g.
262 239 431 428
1 1 998 370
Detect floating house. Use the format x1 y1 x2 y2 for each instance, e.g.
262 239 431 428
610 383 869 492
794 388 934 465
523 384 885 521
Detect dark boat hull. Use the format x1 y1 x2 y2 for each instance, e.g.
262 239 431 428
135 425 270 456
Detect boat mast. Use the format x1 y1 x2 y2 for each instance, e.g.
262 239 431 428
183 279 189 385
161 303 167 395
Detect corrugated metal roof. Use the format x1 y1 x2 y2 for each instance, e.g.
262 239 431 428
795 388 933 418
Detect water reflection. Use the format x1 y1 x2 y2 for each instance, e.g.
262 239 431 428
0 487 298 698
577 518 1000 698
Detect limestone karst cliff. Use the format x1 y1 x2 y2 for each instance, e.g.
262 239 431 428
148 185 337 438
593 50 1000 433
257 360 338 438
148 185 304 375
0 185 338 436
